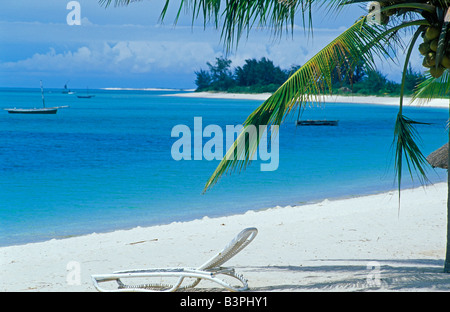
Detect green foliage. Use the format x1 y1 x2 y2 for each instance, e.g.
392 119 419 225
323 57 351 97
206 57 236 91
351 70 401 96
197 57 426 97
227 84 282 93
195 57 293 92
404 66 428 95
194 69 212 90
235 57 287 87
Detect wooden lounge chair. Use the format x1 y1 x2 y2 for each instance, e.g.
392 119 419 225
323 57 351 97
91 227 258 292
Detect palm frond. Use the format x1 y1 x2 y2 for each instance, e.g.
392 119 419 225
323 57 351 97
204 15 400 191
399 25 426 109
393 114 431 195
98 0 139 7
412 70 450 103
392 24 431 201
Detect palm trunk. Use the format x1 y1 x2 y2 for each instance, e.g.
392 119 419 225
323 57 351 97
446 175 450 272
446 108 450 273
446 183 450 272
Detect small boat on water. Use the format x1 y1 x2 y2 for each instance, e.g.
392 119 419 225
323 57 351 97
62 82 74 94
6 107 59 114
296 120 339 126
5 81 67 114
295 105 339 126
77 87 95 99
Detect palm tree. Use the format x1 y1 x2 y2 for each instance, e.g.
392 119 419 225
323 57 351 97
101 0 450 272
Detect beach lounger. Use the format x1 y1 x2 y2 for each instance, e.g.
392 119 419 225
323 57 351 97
91 227 258 292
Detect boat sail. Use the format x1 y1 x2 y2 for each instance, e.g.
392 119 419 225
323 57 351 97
62 81 74 94
5 81 67 114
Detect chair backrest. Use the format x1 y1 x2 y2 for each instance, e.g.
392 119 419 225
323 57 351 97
197 227 258 271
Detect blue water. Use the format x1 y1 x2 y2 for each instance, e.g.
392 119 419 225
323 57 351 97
0 88 448 246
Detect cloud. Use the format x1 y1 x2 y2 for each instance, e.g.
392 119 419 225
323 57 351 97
226 27 347 70
2 25 407 87
1 40 219 76
80 17 94 26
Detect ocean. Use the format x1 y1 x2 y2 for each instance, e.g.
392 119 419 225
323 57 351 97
0 88 448 246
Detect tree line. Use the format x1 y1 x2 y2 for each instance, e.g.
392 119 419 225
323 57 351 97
195 57 296 93
195 57 427 96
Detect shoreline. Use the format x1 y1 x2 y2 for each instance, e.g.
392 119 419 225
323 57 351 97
0 180 441 249
1 182 448 291
166 91 450 108
101 87 196 92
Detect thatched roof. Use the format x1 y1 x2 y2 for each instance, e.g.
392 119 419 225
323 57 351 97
427 143 448 169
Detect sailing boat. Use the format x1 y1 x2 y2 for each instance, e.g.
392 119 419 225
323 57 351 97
295 105 339 126
62 81 74 94
296 120 339 126
5 81 67 114
77 87 95 99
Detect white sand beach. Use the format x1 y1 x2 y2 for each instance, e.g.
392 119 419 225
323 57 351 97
169 91 450 108
1 182 449 292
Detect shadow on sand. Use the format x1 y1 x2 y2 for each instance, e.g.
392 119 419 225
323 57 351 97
243 259 450 291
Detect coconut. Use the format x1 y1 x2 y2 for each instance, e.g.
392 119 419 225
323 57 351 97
423 57 431 68
430 39 439 52
419 42 430 55
426 52 437 67
442 55 450 69
430 66 445 78
425 27 440 41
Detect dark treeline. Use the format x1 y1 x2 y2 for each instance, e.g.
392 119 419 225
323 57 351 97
195 57 299 93
195 57 427 96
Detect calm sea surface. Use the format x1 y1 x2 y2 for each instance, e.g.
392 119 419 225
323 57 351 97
0 88 447 246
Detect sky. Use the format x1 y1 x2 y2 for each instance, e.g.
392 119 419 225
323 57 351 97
0 1 422 90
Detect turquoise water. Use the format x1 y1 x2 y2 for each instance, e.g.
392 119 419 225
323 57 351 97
0 88 448 246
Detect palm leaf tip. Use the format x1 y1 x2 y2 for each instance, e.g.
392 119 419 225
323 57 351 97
393 114 431 193
203 123 276 193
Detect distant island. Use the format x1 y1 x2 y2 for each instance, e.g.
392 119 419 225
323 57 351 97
194 57 426 97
